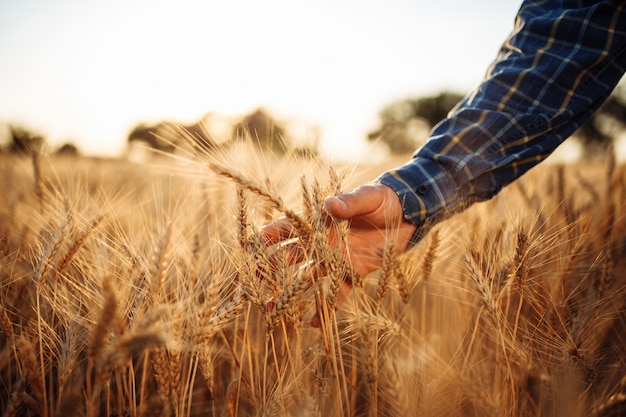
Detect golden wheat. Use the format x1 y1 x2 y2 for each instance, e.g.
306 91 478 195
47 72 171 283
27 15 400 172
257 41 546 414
0 149 625 416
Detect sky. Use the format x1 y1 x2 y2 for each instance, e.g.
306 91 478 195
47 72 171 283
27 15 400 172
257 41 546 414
0 0 522 160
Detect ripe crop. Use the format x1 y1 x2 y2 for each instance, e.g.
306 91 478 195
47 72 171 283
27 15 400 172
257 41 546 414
0 146 625 416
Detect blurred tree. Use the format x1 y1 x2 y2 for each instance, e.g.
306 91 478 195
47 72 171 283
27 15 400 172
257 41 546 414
575 86 626 155
127 116 224 155
369 87 626 156
6 125 45 154
368 91 463 154
55 142 80 157
232 108 289 156
127 122 179 154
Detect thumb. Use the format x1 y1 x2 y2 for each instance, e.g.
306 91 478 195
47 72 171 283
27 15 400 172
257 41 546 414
323 184 385 220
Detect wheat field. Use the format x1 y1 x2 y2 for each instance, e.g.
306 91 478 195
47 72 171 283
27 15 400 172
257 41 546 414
1 145 625 417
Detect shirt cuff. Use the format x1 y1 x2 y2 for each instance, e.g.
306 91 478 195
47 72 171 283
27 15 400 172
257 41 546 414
375 156 458 246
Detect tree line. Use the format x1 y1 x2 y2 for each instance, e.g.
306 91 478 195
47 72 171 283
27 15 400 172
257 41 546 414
126 108 319 158
3 87 625 158
367 85 626 156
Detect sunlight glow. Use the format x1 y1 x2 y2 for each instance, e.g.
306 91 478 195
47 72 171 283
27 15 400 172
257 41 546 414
0 0 522 160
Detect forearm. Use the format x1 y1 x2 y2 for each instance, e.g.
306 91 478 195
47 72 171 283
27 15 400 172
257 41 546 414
378 0 626 239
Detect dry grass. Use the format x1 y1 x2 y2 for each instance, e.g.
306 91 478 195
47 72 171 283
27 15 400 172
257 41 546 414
1 144 626 417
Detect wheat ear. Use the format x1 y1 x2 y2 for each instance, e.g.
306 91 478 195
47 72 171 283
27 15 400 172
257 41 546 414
34 219 67 282
325 249 344 311
56 215 102 277
394 258 411 304
16 337 44 402
512 230 529 340
195 289 246 343
377 241 397 304
465 252 499 318
89 277 118 361
237 187 250 250
151 223 172 295
152 346 171 400
419 229 440 282
0 305 14 340
208 162 311 237
268 263 312 331
3 379 25 417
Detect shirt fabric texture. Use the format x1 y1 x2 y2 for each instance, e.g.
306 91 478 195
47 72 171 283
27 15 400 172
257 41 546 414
376 0 626 245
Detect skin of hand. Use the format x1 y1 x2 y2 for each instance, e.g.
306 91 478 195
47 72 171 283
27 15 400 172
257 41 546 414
260 183 417 326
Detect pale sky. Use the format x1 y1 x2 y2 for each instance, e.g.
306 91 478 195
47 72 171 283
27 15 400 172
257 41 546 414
0 0 522 160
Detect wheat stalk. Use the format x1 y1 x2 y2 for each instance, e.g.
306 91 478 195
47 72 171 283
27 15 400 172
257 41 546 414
31 148 44 211
138 395 167 417
598 147 616 300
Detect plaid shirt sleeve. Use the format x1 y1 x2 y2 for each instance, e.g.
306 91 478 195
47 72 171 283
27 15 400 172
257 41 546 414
376 0 626 244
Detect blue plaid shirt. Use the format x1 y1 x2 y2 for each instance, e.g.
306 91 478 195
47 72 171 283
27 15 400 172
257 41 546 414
377 0 626 244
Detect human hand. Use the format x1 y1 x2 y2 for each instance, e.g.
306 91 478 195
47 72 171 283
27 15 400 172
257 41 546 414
261 183 417 326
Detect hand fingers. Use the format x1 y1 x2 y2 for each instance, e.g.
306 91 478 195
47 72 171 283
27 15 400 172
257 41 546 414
261 198 363 329
260 216 308 275
261 212 343 270
324 184 385 220
266 238 306 272
260 216 296 246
